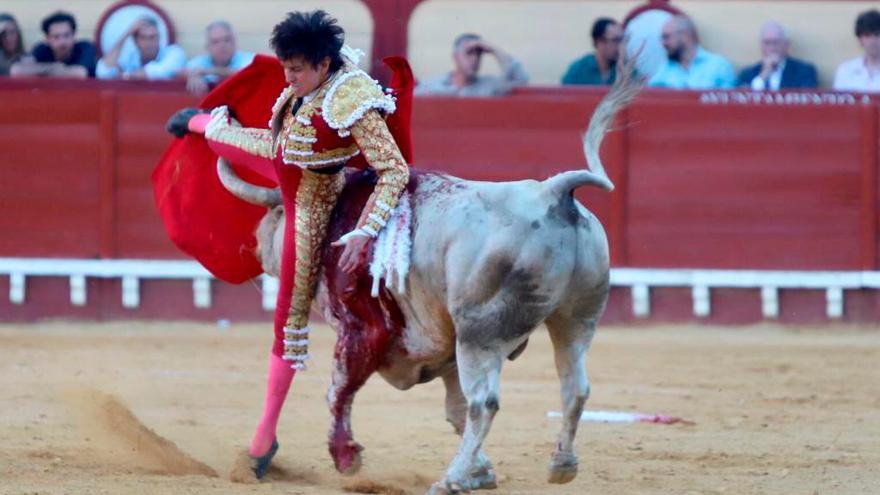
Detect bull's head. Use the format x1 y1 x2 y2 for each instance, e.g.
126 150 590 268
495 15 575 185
216 158 284 277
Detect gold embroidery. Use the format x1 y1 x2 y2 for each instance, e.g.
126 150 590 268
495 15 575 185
350 110 409 235
324 68 395 130
283 170 346 362
205 120 274 158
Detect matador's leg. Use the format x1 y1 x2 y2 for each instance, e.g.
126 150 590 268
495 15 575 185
249 168 345 468
248 166 302 466
281 169 346 369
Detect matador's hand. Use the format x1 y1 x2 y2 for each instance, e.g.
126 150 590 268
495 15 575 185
331 235 372 275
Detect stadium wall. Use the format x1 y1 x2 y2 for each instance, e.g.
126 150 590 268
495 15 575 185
0 80 878 324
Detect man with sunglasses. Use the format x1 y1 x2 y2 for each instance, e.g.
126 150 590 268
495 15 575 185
561 18 623 86
415 33 528 96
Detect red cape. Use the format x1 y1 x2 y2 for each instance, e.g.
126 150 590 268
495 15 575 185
152 55 415 284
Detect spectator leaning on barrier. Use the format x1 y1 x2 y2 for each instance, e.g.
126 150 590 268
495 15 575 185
833 9 880 93
415 33 528 96
96 16 186 80
183 20 254 94
11 11 96 79
650 15 736 89
737 21 818 90
561 17 623 86
0 13 28 76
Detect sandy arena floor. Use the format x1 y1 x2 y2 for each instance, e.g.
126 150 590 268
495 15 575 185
0 321 877 495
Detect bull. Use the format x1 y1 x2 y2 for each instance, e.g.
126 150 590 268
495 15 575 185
216 59 642 494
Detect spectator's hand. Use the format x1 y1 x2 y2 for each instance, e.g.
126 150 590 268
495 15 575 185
186 73 209 95
759 53 783 79
127 18 150 38
474 41 497 55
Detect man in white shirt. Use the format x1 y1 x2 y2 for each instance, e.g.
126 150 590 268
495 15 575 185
833 9 880 93
96 16 186 80
182 21 254 94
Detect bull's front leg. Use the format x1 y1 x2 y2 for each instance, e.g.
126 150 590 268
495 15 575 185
326 319 390 475
429 341 504 494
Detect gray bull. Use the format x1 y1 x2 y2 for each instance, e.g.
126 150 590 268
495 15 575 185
218 62 641 493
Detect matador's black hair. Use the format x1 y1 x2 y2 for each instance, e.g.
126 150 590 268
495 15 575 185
270 10 345 72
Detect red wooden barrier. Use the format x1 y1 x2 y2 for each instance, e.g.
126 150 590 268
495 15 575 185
0 80 877 322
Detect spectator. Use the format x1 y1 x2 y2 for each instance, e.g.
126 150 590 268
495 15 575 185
415 33 528 96
834 9 880 93
737 21 817 90
11 11 95 78
0 13 28 76
183 20 254 94
96 16 185 80
649 15 736 89
561 17 623 86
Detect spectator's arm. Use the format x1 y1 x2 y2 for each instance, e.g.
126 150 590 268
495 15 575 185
493 49 529 85
10 61 87 79
95 58 119 79
100 20 143 74
143 45 187 80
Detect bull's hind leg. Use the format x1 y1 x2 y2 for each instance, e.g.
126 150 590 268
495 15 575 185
544 314 598 484
441 369 497 490
429 343 504 494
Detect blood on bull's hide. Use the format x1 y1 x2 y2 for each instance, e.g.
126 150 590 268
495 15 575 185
217 55 644 495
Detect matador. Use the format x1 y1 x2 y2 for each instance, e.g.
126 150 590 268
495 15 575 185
160 10 411 477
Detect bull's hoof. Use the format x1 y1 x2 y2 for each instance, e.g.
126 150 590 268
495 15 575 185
466 466 497 490
330 440 364 475
547 451 578 484
250 439 279 480
426 480 469 495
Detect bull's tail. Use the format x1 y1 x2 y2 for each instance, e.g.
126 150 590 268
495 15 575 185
543 48 644 196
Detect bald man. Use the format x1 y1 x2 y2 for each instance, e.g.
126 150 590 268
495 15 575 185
737 21 818 90
649 15 735 89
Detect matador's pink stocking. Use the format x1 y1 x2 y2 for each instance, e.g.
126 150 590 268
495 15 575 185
249 352 295 456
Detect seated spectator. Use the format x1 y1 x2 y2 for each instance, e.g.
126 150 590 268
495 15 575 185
415 33 528 96
737 21 817 90
11 11 95 78
561 17 623 86
834 9 880 93
0 13 29 76
96 16 185 80
649 15 736 89
182 20 254 94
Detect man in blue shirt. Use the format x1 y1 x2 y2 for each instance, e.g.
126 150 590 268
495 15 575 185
561 18 623 86
11 11 96 78
183 21 254 94
650 15 735 89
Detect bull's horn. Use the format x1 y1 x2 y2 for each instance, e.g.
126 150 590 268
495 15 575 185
216 158 281 208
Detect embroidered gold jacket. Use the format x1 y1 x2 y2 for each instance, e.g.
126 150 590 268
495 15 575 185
205 62 409 237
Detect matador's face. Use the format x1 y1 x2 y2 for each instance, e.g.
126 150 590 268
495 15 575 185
282 56 332 98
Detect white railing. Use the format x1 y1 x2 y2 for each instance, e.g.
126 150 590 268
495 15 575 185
1 258 878 319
